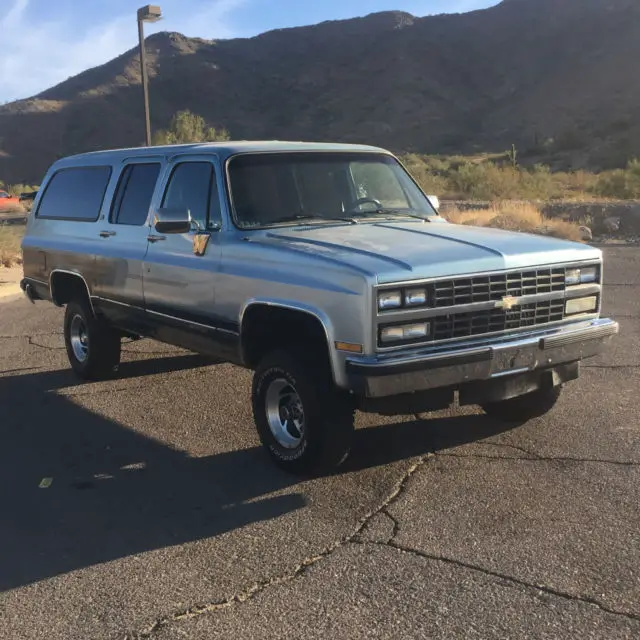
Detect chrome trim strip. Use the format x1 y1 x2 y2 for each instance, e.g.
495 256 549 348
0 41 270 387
490 366 531 379
93 296 137 309
92 297 240 335
49 269 95 314
145 308 240 335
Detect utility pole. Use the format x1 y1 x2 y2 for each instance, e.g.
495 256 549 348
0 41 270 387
137 5 162 146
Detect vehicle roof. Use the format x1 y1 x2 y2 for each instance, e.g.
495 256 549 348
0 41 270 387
54 141 392 168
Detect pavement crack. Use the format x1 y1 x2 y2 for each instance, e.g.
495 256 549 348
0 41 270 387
381 507 400 543
584 364 640 370
363 541 640 623
483 441 543 459
435 450 639 467
28 335 65 350
126 455 433 638
0 365 42 375
0 331 60 340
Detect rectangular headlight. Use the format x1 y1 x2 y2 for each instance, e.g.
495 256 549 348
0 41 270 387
579 266 598 283
566 266 599 286
378 290 402 310
565 268 581 286
380 322 430 344
405 288 427 307
566 296 598 315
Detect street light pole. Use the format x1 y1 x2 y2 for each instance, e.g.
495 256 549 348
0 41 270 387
137 5 162 147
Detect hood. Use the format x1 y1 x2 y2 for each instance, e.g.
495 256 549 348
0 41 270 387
260 219 601 284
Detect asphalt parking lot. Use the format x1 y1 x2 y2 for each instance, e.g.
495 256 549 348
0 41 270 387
0 246 638 640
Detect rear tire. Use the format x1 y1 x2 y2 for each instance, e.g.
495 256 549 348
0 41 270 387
252 348 355 474
64 299 121 380
481 385 562 424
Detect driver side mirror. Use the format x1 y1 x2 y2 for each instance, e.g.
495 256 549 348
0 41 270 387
154 208 192 234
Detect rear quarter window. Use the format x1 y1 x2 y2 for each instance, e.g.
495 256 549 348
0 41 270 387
36 166 112 221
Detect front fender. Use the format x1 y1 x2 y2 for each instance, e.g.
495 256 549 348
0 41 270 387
239 297 351 388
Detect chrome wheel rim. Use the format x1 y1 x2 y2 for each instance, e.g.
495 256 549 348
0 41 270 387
265 378 305 449
70 314 89 363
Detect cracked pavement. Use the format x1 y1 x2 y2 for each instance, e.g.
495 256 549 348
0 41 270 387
0 247 638 640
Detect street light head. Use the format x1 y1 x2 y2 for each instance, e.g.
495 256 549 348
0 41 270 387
138 5 162 23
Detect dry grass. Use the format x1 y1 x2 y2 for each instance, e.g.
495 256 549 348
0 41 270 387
443 201 584 242
0 202 26 215
0 225 24 268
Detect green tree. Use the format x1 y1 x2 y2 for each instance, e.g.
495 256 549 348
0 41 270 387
153 110 230 145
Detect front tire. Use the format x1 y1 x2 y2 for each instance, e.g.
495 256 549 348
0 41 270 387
252 349 355 474
481 385 562 424
64 299 121 380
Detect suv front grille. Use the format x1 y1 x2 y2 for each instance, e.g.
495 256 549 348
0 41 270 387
432 267 566 308
432 299 566 341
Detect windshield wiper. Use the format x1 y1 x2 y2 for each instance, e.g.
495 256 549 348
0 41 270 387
347 208 430 221
267 213 359 225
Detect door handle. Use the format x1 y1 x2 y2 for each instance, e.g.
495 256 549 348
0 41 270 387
148 235 166 243
99 230 116 238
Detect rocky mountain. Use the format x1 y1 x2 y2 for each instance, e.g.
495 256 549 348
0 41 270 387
2 0 640 183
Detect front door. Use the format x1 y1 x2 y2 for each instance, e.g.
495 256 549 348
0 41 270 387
142 155 236 358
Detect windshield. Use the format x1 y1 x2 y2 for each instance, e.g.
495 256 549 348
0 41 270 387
227 152 437 228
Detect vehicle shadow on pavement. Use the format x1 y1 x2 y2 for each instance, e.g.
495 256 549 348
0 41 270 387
0 355 515 592
346 413 517 473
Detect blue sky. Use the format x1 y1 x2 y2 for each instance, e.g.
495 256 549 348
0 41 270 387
0 0 500 103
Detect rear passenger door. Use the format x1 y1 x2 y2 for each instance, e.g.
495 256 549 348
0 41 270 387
143 156 231 355
92 159 163 323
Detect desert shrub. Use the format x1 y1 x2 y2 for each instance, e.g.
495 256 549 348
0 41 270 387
593 159 640 199
556 170 599 199
519 164 559 200
400 154 449 196
444 201 582 241
7 183 38 197
399 153 638 202
449 162 522 200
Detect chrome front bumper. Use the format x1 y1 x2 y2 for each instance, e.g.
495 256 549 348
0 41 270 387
346 318 619 398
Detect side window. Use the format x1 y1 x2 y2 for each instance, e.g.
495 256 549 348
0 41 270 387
112 163 161 226
37 166 111 221
162 162 219 230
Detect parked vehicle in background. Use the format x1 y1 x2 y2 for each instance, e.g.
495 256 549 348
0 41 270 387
20 141 618 473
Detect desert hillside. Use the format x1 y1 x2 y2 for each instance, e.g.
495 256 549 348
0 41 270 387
1 0 639 183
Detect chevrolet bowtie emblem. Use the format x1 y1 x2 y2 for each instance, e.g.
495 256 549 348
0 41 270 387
496 296 520 310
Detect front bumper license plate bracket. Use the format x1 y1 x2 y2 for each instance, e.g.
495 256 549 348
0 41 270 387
491 344 537 375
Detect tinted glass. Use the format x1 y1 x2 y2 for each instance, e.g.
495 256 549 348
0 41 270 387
37 167 111 221
162 162 217 230
113 163 161 226
228 152 436 228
